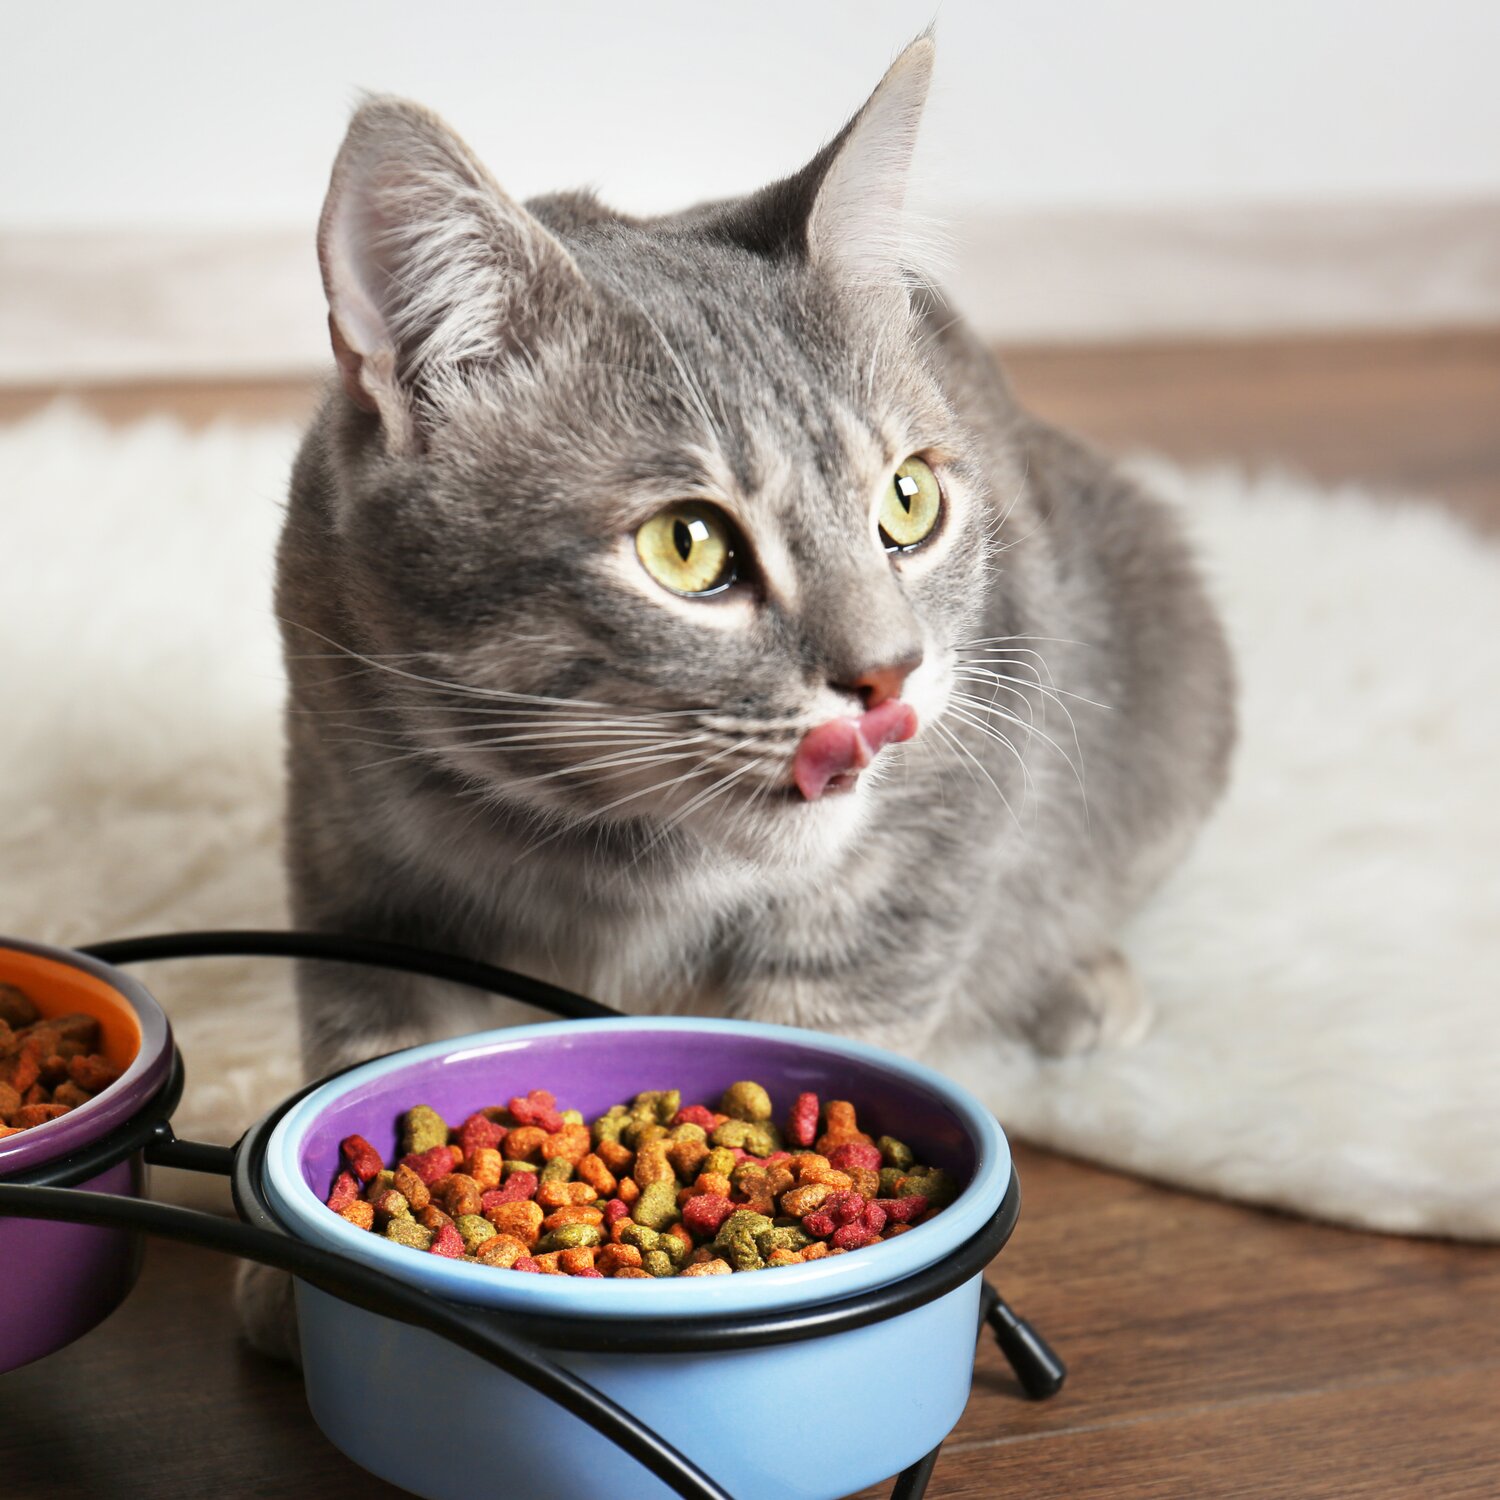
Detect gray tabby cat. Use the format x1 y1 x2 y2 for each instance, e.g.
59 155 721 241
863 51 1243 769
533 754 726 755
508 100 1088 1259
243 35 1230 1362
248 32 1232 1360
281 33 1233 1065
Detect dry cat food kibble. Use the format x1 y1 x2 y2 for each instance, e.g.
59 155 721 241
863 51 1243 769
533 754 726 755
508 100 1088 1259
325 1083 959 1277
0 983 123 1136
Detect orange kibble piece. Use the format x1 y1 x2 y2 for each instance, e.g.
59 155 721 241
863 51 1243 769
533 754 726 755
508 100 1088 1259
535 1180 597 1210
432 1173 482 1218
475 1234 529 1269
484 1199 544 1246
466 1147 503 1190
392 1163 431 1212
665 1222 695 1258
557 1247 598 1276
339 1200 376 1231
541 1205 604 1232
597 1243 644 1276
617 1177 640 1206
504 1126 549 1163
575 1153 617 1197
632 1141 675 1187
539 1122 591 1164
596 1138 634 1175
613 1266 653 1278
680 1258 731 1276
531 1252 565 1275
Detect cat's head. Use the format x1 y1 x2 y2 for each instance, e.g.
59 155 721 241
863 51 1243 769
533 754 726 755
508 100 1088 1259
306 37 1007 867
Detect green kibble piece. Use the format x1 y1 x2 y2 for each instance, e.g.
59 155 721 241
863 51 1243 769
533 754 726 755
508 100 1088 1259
715 1209 773 1272
539 1157 574 1184
718 1080 772 1123
592 1104 630 1146
878 1166 905 1196
638 1089 681 1125
455 1214 496 1254
560 1108 585 1127
702 1147 737 1179
660 1232 689 1267
365 1169 397 1200
384 1219 433 1251
540 1223 604 1252
755 1224 811 1257
899 1167 957 1208
710 1119 781 1157
401 1104 448 1156
618 1221 661 1252
878 1136 915 1171
623 1119 668 1149
502 1160 539 1179
631 1179 682 1231
669 1121 707 1145
642 1249 676 1278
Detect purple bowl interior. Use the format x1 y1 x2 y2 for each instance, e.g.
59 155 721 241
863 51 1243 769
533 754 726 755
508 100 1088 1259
297 1025 977 1203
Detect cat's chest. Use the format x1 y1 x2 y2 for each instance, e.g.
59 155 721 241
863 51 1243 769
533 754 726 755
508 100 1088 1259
464 852 753 1014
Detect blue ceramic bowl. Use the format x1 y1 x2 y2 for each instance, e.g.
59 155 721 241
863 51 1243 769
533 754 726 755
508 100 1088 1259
263 1017 1012 1500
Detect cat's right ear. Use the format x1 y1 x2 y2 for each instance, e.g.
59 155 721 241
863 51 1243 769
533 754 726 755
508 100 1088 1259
318 97 585 455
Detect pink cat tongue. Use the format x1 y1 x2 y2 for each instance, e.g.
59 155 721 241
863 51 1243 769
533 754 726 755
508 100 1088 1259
793 700 918 801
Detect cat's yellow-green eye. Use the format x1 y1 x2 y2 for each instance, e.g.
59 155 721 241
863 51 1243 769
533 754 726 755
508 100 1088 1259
636 502 737 596
880 456 942 551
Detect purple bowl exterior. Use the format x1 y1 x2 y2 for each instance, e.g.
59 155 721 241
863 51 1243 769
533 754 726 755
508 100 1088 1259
0 937 173 1178
0 1153 145 1373
296 1025 978 1205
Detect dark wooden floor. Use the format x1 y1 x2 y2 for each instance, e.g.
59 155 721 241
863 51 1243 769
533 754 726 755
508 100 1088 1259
3 330 1498 1499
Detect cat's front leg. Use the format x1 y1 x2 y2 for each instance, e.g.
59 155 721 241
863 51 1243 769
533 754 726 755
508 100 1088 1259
1017 948 1153 1057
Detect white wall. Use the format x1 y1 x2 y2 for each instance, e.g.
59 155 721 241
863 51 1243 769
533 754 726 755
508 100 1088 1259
3 0 1498 231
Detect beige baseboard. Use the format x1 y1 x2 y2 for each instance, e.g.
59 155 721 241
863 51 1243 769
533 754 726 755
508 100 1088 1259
3 200 1499 385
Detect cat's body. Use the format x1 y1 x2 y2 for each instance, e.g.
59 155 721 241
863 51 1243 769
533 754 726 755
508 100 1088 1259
279 35 1231 1098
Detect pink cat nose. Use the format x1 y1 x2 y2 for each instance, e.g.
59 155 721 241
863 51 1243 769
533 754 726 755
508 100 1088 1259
793 699 919 802
834 652 923 709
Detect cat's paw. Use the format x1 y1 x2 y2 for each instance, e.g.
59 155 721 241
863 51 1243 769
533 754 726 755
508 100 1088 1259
233 1260 302 1366
1023 950 1152 1057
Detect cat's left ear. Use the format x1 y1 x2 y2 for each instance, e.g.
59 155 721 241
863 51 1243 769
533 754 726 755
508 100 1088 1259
802 34 935 285
318 96 586 455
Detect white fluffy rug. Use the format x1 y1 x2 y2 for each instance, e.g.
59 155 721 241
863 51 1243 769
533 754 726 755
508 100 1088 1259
3 405 1497 1238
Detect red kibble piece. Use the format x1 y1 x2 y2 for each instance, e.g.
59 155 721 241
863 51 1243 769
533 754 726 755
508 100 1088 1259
824 1190 867 1226
458 1111 507 1159
428 1221 465 1258
875 1195 928 1224
602 1198 630 1226
758 1151 792 1168
831 1223 881 1251
401 1146 458 1186
481 1172 539 1209
671 1104 719 1131
803 1211 835 1240
827 1142 883 1173
512 1256 542 1274
681 1193 736 1238
860 1201 888 1236
573 1266 605 1278
325 1171 360 1214
340 1134 383 1183
787 1091 819 1149
508 1092 565 1132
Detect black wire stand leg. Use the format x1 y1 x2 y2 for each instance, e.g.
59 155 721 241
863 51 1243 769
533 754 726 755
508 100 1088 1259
887 1282 1066 1499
